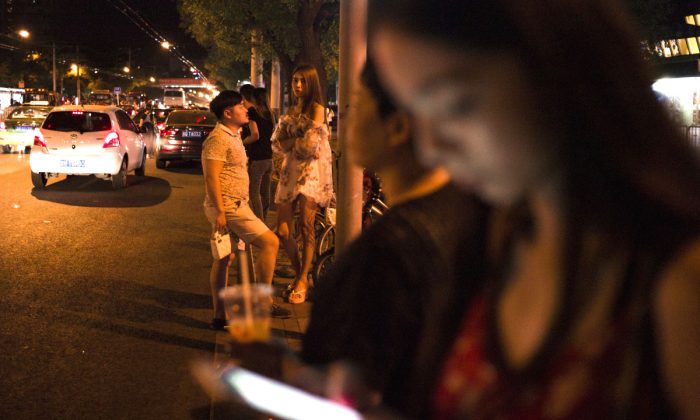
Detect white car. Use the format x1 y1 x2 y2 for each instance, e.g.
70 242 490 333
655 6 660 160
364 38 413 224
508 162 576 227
29 105 147 189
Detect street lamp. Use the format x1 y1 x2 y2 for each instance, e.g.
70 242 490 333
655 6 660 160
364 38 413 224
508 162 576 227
161 41 171 50
149 76 156 83
17 29 30 39
123 66 130 73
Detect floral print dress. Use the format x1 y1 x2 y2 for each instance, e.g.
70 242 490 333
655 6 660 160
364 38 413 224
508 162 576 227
271 113 334 208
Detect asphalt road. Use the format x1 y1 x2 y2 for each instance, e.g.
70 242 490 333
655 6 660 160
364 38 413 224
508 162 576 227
0 152 221 419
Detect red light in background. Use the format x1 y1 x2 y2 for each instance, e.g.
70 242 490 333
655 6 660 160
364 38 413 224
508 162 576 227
161 128 178 137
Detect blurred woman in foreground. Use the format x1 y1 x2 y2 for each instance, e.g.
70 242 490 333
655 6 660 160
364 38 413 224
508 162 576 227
366 0 700 417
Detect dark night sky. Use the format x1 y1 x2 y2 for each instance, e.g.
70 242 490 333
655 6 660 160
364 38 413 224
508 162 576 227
3 0 207 77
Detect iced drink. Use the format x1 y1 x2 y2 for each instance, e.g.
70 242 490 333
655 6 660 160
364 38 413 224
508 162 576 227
220 284 273 343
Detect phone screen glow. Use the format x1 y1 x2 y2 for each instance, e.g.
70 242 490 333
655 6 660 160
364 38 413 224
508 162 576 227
224 368 362 420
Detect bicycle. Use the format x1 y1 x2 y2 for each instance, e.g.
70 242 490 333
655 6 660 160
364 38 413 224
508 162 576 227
311 172 388 285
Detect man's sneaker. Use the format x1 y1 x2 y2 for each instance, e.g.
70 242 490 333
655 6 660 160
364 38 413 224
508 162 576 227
271 304 291 318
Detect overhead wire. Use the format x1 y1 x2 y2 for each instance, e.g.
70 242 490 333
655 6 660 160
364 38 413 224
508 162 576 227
106 0 210 84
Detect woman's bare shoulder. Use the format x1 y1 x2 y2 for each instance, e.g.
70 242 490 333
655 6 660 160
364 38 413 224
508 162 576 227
311 103 326 123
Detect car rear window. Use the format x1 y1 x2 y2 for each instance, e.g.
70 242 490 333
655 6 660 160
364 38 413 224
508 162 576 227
164 90 184 97
43 111 112 132
166 112 216 125
9 107 51 119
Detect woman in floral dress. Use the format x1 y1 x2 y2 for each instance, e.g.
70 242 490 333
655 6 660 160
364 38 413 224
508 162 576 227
272 65 334 304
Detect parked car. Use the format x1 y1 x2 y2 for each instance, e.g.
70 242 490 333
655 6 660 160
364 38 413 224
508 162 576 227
86 90 117 105
29 105 147 189
0 105 53 153
155 109 216 169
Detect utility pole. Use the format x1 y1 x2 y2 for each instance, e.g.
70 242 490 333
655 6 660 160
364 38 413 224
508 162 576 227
250 31 264 86
335 0 367 251
76 46 80 104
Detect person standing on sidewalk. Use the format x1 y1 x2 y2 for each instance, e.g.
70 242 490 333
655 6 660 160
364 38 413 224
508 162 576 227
241 86 275 223
272 65 334 304
202 90 285 331
300 58 489 418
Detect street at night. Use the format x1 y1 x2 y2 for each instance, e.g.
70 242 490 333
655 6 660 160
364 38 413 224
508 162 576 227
0 154 226 418
3 0 700 419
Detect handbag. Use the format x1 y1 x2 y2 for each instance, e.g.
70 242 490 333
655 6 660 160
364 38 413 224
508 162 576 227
210 230 232 259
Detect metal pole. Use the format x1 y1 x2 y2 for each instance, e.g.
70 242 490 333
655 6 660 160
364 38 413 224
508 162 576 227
335 0 367 251
52 42 56 102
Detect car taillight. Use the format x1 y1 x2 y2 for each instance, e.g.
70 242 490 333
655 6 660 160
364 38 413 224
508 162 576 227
33 135 48 152
161 128 178 137
156 123 164 131
103 131 120 148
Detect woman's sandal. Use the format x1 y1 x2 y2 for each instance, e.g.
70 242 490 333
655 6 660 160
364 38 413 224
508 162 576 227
288 288 308 304
282 283 296 298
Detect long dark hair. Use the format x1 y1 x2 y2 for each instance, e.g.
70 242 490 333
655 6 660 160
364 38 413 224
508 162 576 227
292 64 324 118
369 0 700 380
360 57 397 119
252 87 273 123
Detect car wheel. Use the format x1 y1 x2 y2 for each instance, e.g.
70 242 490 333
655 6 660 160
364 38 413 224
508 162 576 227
156 158 166 169
112 158 128 189
2 145 12 154
24 145 31 154
31 171 48 189
135 148 146 177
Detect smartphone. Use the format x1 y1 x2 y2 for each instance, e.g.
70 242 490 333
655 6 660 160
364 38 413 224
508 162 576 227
221 366 362 420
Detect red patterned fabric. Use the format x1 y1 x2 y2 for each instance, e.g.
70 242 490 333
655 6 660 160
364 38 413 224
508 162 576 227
432 293 657 419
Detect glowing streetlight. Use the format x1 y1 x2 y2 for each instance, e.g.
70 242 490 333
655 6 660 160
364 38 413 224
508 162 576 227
71 64 78 73
161 41 171 50
149 76 156 83
123 66 130 73
17 29 30 39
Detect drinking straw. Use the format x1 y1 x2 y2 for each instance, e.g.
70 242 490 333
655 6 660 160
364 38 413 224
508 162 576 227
238 239 254 330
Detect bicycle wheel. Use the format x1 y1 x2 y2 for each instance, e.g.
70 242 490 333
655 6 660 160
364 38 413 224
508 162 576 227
316 224 335 256
312 248 336 286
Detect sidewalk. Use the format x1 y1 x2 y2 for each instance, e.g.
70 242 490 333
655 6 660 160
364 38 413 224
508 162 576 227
211 208 313 352
210 211 314 418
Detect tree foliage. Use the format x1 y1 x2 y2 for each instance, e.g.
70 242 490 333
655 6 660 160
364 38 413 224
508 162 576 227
178 0 339 99
625 0 678 42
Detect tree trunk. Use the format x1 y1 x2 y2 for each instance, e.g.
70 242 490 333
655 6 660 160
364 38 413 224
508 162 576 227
297 0 328 103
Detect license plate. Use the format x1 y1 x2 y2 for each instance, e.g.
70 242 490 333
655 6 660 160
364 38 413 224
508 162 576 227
59 159 86 168
183 130 202 138
16 126 33 132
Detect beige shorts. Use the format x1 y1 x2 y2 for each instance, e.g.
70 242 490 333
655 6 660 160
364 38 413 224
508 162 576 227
204 204 270 245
